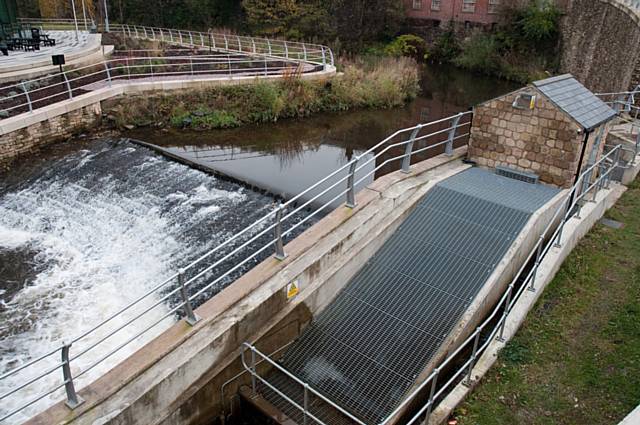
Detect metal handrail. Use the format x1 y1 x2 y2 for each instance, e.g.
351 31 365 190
15 19 334 68
239 144 625 425
0 113 472 423
0 54 321 119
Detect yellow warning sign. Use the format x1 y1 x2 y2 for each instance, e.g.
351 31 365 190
286 280 300 300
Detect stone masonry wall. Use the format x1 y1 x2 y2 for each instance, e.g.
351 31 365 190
468 88 584 187
0 102 102 167
560 0 640 94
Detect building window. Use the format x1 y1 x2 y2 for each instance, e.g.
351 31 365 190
462 0 476 13
488 0 500 14
431 0 441 11
413 0 422 10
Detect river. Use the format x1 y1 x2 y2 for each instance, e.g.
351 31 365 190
0 63 517 422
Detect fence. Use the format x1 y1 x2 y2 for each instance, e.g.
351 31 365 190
0 54 321 119
0 112 472 423
239 143 625 425
16 19 334 69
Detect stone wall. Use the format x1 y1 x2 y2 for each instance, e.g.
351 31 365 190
468 88 584 187
0 102 102 167
560 0 640 93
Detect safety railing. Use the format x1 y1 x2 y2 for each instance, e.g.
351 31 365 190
0 54 320 119
16 19 334 68
240 143 625 425
0 112 472 423
596 88 640 118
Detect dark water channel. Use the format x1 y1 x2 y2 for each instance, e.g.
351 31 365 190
127 64 518 204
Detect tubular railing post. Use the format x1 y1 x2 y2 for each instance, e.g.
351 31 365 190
63 71 73 99
274 204 287 260
189 31 193 45
61 343 84 409
134 26 138 38
346 157 359 208
402 126 422 173
528 235 545 292
284 41 289 59
303 383 309 425
21 82 33 113
264 56 268 76
303 43 307 61
321 47 326 68
251 37 256 54
250 348 257 395
178 269 200 326
104 62 112 87
143 26 147 38
236 35 242 52
423 368 439 425
497 284 514 342
228 54 232 77
446 113 463 156
151 27 155 40
179 31 183 44
224 34 228 51
200 32 204 47
267 39 272 56
169 29 174 43
159 28 163 41
464 328 481 386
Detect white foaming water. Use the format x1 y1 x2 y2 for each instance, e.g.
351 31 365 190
0 141 270 422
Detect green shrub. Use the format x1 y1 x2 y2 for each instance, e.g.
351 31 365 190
384 35 429 61
453 34 502 74
430 28 460 63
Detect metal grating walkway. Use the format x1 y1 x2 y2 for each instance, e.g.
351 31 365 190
259 168 559 424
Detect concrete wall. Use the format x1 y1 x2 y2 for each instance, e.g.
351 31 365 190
468 87 585 187
560 0 640 94
26 149 467 425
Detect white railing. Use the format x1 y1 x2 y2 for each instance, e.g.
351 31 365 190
16 19 334 68
0 54 321 118
0 112 472 423
241 144 625 425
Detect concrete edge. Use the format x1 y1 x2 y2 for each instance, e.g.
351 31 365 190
429 182 628 425
619 405 640 425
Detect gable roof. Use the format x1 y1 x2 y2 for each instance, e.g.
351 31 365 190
533 74 617 131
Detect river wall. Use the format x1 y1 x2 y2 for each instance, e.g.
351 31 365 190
560 0 640 93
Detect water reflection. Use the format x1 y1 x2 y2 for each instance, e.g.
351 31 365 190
127 63 519 206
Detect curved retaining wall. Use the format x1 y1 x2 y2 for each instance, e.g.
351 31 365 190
560 0 640 93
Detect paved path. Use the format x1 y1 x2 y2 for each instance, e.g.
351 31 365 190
0 31 98 74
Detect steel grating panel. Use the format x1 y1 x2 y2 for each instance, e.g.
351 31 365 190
260 168 560 424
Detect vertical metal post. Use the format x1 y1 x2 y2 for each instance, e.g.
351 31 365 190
189 31 193 45
169 30 174 43
104 62 112 87
212 32 216 49
528 236 544 292
264 56 268 76
284 41 289 59
143 26 147 39
63 72 73 99
178 269 199 326
151 27 155 40
179 31 183 44
228 55 232 77
446 113 463 156
81 0 88 31
103 0 110 32
61 343 84 408
224 34 228 50
267 39 272 56
321 47 326 68
303 43 307 61
303 383 309 425
346 157 359 208
497 284 514 342
251 38 256 54
134 26 138 38
464 328 481 386
402 126 422 173
159 28 163 41
70 0 79 41
236 35 242 52
21 82 33 113
200 33 204 47
423 368 439 425
274 204 287 260
250 348 257 395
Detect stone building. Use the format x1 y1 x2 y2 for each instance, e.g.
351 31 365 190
468 74 617 188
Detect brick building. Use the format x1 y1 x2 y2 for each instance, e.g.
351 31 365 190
468 74 617 188
404 0 503 27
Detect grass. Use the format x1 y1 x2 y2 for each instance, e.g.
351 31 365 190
105 56 420 130
454 180 640 424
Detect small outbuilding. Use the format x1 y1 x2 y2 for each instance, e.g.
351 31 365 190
468 74 617 188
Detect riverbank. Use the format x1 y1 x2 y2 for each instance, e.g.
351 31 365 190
453 180 640 425
103 56 420 130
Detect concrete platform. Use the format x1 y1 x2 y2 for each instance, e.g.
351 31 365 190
0 31 102 73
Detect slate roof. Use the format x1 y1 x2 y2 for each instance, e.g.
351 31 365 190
533 74 617 131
